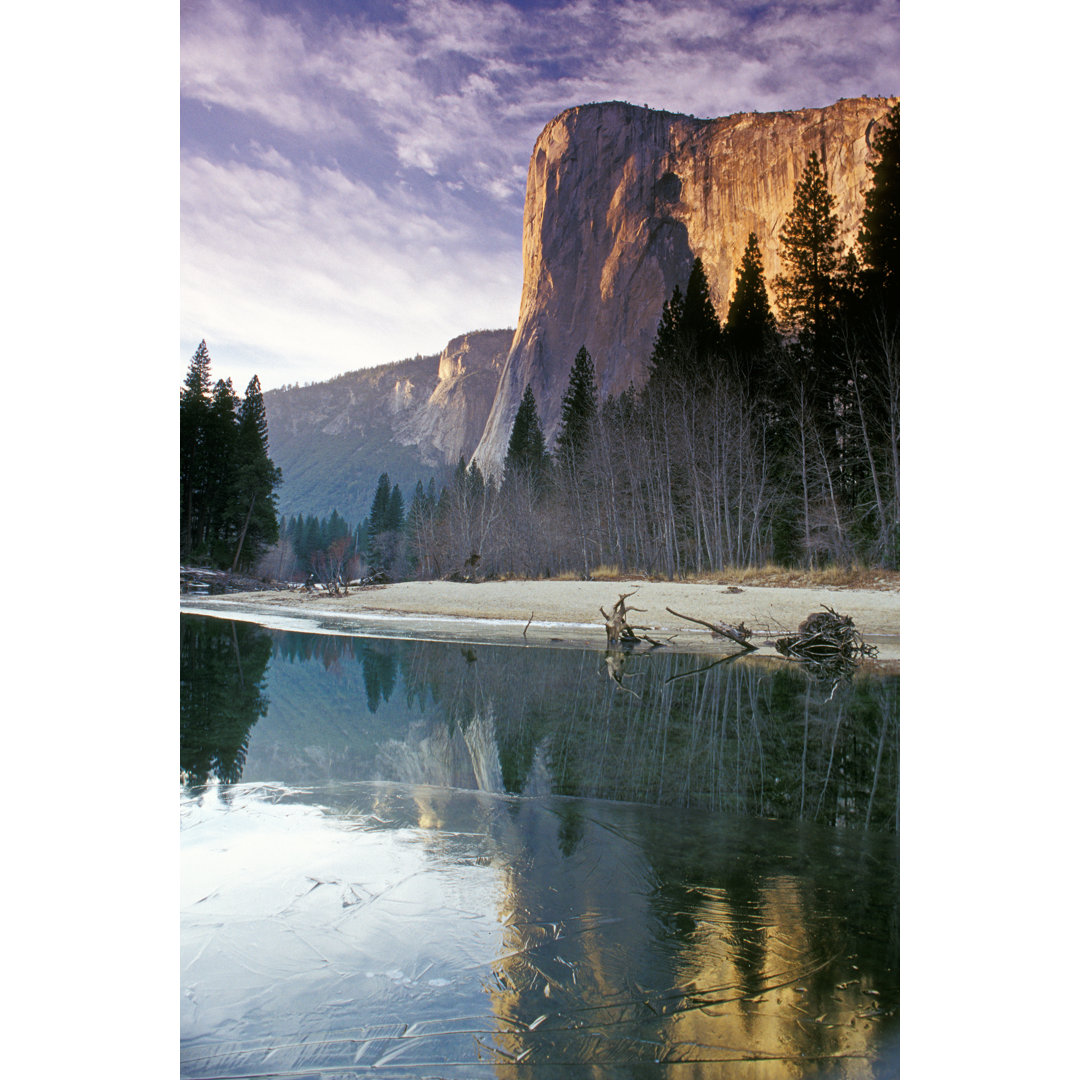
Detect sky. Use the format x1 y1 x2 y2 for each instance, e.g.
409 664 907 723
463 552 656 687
180 0 900 393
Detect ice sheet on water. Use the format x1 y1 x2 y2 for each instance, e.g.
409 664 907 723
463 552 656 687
180 781 898 1079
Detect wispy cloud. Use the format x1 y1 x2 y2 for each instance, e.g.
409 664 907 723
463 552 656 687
180 0 898 391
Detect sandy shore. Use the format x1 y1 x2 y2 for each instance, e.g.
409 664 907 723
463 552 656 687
182 578 899 662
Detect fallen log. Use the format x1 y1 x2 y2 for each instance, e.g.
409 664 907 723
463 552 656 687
665 608 757 650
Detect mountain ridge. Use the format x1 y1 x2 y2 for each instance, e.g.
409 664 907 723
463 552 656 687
263 328 513 523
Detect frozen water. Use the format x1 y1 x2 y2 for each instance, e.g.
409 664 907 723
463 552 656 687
181 615 899 1078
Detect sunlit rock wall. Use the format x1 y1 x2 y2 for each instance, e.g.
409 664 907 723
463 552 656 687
472 96 896 476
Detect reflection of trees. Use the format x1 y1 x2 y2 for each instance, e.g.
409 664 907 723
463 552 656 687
399 642 898 831
180 615 272 790
361 646 398 714
236 630 897 831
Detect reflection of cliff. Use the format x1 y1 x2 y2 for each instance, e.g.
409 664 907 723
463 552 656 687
375 707 506 793
400 641 899 831
180 615 272 789
233 627 897 830
470 795 899 1073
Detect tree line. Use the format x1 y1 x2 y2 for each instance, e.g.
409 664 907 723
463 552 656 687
180 344 281 570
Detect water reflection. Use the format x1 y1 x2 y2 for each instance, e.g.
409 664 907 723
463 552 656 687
181 782 897 1078
180 616 899 1078
181 615 898 831
179 616 272 790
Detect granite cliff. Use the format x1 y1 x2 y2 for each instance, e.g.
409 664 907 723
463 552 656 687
263 328 511 523
471 96 896 475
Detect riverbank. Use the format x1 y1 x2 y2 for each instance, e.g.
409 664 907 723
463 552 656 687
181 578 899 664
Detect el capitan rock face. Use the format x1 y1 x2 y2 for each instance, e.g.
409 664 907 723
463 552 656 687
471 96 896 476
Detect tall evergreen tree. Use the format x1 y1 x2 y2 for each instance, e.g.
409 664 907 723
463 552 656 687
368 473 392 540
504 384 549 482
774 152 843 358
857 104 900 320
722 233 779 367
681 257 723 364
229 375 281 571
647 284 685 384
554 346 599 476
204 378 240 561
367 473 404 570
647 259 723 388
386 483 405 533
180 340 213 558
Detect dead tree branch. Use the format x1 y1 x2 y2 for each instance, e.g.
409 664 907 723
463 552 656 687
600 591 666 649
665 608 757 650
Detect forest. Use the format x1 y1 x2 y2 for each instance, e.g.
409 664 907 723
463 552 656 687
183 105 897 582
180 354 281 570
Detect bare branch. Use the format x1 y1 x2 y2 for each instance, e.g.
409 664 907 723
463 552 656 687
665 607 757 650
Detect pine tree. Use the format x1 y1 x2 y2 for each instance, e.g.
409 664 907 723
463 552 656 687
229 375 281 571
554 346 599 476
681 257 723 364
857 104 900 320
368 474 392 542
647 259 723 388
647 284 684 384
722 233 779 365
180 340 214 558
774 152 843 357
504 384 549 482
367 474 404 570
204 378 240 562
387 484 404 533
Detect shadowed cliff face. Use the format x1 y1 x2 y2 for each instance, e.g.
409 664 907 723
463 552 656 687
263 328 512 522
472 97 897 476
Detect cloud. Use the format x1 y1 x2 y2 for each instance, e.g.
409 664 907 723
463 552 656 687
181 148 522 390
180 0 898 388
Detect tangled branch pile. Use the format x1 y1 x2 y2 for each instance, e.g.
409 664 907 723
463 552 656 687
775 607 878 666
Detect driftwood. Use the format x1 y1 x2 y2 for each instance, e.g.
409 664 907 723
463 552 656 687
775 606 878 670
665 608 757 650
600 591 666 649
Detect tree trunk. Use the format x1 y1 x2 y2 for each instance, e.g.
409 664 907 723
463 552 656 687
231 492 257 573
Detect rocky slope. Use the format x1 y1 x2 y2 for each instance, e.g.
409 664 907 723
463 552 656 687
471 96 896 475
263 328 512 523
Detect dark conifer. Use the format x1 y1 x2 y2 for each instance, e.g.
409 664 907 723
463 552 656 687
504 384 549 482
180 340 214 558
646 284 684 384
387 484 404 533
681 257 723 364
647 259 723 389
368 474 392 540
774 152 842 357
722 233 778 363
857 104 900 320
204 378 240 562
230 375 282 571
554 346 598 476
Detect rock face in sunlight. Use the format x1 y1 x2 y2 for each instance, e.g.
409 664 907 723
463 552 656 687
471 96 896 475
263 328 512 522
262 97 896 506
